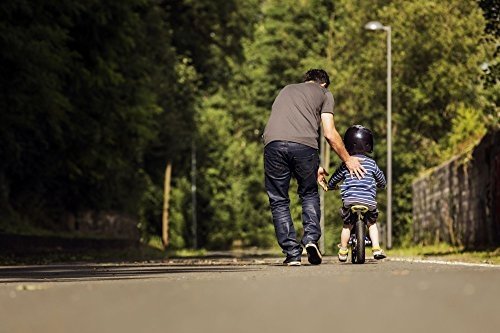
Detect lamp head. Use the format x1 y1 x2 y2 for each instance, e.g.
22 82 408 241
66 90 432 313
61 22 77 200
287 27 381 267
364 21 385 30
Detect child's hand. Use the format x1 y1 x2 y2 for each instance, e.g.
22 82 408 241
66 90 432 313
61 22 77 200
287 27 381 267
317 167 329 192
318 179 329 192
317 166 329 182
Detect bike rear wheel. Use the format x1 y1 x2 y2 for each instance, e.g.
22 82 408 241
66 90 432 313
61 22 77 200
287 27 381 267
353 219 365 264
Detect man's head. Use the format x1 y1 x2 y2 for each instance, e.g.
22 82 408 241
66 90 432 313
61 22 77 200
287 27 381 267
303 69 330 88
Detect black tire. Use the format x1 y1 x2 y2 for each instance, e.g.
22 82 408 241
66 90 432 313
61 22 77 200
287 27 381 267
354 219 365 264
350 229 356 264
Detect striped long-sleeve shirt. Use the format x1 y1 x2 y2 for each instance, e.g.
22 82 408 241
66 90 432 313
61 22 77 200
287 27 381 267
327 155 386 209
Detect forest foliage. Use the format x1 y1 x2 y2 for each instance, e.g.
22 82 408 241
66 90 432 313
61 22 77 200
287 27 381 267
0 0 498 251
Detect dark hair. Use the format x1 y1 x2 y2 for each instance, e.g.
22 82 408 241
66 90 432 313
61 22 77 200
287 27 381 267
303 69 330 87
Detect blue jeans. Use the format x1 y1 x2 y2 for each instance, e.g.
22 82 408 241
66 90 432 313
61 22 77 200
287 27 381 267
264 141 321 258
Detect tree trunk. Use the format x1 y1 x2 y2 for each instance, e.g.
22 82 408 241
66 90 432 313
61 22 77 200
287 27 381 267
162 161 172 248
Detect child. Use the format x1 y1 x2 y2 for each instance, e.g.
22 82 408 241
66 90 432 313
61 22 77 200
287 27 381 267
322 125 387 262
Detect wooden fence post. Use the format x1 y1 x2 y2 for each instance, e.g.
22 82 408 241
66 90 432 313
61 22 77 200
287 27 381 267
162 161 172 248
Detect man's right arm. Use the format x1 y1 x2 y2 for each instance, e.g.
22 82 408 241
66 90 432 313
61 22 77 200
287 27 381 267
321 112 366 179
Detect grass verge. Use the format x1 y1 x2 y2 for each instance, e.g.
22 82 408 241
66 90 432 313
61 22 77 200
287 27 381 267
387 244 500 265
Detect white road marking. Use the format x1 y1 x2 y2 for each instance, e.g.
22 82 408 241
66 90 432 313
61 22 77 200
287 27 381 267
389 257 500 268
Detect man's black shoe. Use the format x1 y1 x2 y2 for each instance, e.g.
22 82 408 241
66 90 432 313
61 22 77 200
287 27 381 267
305 243 322 265
283 256 301 266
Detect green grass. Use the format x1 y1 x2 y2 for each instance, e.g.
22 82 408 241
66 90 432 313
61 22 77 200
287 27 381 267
387 244 500 265
146 235 208 257
166 248 208 257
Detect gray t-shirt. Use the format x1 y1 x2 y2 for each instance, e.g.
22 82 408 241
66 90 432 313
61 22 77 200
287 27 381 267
262 82 334 149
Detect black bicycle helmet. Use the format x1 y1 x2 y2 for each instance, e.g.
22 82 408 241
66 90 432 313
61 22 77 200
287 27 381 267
344 125 374 155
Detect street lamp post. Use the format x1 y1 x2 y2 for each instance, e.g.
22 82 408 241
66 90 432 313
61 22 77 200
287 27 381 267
364 21 392 249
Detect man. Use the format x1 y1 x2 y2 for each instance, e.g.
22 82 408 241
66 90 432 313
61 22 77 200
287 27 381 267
262 69 365 266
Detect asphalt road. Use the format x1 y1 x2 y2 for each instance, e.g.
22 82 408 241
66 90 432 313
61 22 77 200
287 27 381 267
1 257 499 333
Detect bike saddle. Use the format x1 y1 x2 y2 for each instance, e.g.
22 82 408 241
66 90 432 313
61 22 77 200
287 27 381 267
350 205 369 214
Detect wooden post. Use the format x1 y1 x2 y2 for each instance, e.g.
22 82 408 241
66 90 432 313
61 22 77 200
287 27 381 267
324 145 330 180
319 137 331 254
319 13 334 254
191 140 197 249
162 161 172 248
320 133 325 254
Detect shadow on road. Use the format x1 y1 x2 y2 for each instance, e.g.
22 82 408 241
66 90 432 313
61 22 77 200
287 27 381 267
0 263 262 283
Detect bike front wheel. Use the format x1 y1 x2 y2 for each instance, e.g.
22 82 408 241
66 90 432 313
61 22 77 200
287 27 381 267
353 219 365 264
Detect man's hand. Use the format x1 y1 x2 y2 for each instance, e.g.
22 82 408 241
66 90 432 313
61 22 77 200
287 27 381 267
317 167 329 191
345 156 366 179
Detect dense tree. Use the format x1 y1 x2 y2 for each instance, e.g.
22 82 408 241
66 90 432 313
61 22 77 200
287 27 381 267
0 1 194 232
140 0 262 247
0 1 75 226
0 0 494 251
478 0 499 86
192 0 343 250
190 0 494 250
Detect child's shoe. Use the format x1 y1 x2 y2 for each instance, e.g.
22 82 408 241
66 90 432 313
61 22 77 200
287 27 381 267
372 247 386 260
338 245 348 262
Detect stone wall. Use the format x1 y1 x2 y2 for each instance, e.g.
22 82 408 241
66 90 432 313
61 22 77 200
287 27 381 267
64 210 140 240
412 130 500 248
1 211 140 255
